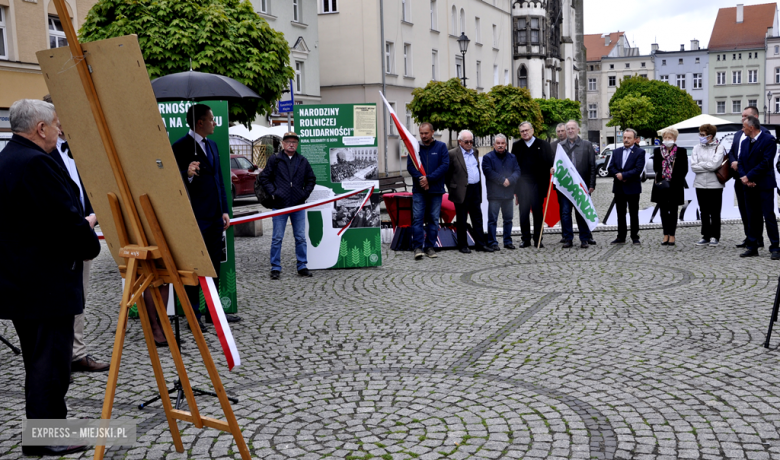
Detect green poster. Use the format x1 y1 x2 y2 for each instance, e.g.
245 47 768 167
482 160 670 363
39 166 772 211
295 104 382 269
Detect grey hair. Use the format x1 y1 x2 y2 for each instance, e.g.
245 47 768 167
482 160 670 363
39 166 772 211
10 99 56 134
744 115 761 130
494 133 508 143
623 128 638 139
518 121 533 130
457 129 474 141
566 119 579 126
556 123 566 130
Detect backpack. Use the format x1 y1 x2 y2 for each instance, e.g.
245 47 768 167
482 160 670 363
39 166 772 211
255 154 279 208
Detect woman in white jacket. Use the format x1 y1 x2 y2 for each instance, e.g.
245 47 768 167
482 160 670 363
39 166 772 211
691 123 726 246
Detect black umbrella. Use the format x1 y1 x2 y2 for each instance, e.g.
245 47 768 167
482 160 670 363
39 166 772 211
151 70 261 112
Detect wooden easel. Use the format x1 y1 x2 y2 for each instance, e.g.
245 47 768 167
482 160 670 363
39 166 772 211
49 1 250 458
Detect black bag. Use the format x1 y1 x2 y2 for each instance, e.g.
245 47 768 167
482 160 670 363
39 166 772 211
254 155 277 208
654 154 675 191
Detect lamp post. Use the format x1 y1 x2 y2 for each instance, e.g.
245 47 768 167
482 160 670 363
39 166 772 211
767 91 773 125
457 32 470 87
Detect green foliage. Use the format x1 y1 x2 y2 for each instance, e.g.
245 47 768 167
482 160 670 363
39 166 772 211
486 85 543 139
80 0 295 125
534 98 582 139
607 93 654 132
608 75 701 138
407 78 493 142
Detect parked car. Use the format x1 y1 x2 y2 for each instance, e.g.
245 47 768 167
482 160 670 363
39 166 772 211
596 146 652 181
230 154 260 203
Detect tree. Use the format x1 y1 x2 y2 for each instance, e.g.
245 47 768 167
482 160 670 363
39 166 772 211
485 85 543 139
407 78 493 145
534 98 582 139
606 93 654 132
80 0 295 125
608 75 700 138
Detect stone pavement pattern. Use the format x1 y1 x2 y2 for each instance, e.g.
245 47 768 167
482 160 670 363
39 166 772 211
2 179 780 459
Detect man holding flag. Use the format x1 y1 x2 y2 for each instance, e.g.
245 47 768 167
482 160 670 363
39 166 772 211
556 121 597 248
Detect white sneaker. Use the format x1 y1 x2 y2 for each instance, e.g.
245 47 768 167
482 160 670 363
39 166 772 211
709 238 719 247
695 238 709 246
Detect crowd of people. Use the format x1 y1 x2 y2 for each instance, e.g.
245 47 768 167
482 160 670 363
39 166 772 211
331 159 378 182
333 201 381 228
407 107 780 260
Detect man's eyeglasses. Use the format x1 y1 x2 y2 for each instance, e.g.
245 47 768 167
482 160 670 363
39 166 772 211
461 140 474 144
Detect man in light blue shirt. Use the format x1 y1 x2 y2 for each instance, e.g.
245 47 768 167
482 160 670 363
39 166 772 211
446 130 491 253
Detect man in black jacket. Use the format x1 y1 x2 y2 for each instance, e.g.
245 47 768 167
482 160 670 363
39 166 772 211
557 121 597 248
173 104 240 330
0 99 100 457
512 121 553 247
258 132 317 279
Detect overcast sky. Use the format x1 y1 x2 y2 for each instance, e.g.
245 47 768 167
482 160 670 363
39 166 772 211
584 0 777 54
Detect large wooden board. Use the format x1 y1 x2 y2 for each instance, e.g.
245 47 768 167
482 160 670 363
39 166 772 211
36 36 215 277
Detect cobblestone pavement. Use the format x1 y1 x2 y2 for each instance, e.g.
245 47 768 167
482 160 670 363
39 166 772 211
3 178 780 459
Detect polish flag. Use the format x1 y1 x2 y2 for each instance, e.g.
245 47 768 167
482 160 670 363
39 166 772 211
379 92 425 175
200 277 240 370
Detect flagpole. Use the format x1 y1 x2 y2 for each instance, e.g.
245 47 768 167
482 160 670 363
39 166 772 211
537 178 554 249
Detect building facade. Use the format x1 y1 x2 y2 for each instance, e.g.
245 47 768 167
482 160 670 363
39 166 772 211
584 32 624 145
318 0 514 174
707 3 776 123
0 0 95 132
251 0 321 126
653 41 709 115
766 13 780 125
596 51 654 147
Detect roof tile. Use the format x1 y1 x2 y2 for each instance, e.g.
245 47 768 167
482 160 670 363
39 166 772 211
708 3 777 51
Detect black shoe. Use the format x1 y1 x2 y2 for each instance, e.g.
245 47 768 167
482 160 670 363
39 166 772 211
414 248 424 260
490 245 500 251
298 268 313 277
206 314 242 324
155 339 168 347
270 270 280 280
425 247 437 258
187 317 207 333
581 241 589 248
504 243 516 250
740 249 759 258
610 238 626 245
632 239 641 245
562 241 573 248
22 445 87 457
667 241 675 246
661 241 669 246
459 247 471 254
535 242 545 248
587 239 597 245
71 355 110 373
736 241 747 248
772 252 780 261
475 246 494 252
559 238 567 243
519 241 531 248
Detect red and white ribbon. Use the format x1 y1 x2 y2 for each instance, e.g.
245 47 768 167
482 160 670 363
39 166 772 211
200 276 240 371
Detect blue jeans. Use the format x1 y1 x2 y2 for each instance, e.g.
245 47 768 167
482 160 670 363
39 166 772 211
557 190 592 242
487 199 514 247
270 210 307 271
412 193 442 249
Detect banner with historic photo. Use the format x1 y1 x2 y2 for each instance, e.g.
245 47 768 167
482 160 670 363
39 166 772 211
295 103 382 269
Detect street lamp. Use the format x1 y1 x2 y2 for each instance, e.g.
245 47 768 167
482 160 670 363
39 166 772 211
767 91 773 124
457 32 470 87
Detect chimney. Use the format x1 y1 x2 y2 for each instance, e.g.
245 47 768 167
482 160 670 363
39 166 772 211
737 4 744 23
691 39 699 50
680 44 685 51
604 34 611 46
651 43 659 53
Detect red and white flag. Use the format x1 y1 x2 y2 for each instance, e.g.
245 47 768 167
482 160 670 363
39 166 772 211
379 92 425 175
200 277 240 371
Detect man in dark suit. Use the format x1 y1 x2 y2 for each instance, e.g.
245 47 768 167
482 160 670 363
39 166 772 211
172 104 240 330
512 121 553 247
729 106 768 248
607 128 646 244
736 116 779 258
0 99 100 457
557 120 597 248
446 129 491 253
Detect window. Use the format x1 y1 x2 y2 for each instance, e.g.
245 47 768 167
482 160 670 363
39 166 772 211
733 53 736 60
518 65 527 88
385 42 395 74
402 0 410 22
676 75 685 89
403 44 412 76
474 18 481 42
588 104 597 119
504 69 509 84
776 45 779 55
48 16 67 49
294 61 303 93
693 73 702 89
609 64 614 69
492 24 497 48
717 101 725 113
406 108 413 133
530 18 539 44
589 65 593 71
639 74 647 79
459 8 465 34
717 55 720 61
695 100 702 110
476 60 482 87
258 0 267 13
493 64 499 85
388 102 397 135
430 0 437 29
662 59 666 65
717 72 726 85
749 52 752 59
738 53 742 59
748 69 757 83
292 0 300 22
733 100 741 113
431 50 438 80
588 78 596 91
322 0 338 13
0 7 6 59
776 97 780 113
660 75 669 83
455 55 463 79
695 57 700 64
678 58 683 65
732 70 741 84
608 76 616 87
516 18 526 45
776 68 780 83
748 99 757 108
625 63 630 69
451 6 456 34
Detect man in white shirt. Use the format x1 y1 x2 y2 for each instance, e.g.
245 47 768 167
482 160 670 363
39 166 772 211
446 130 491 253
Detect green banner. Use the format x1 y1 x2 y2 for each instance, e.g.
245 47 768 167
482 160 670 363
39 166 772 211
295 104 382 269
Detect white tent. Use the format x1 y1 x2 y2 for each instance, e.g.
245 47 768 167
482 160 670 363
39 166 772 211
660 114 734 133
228 124 290 143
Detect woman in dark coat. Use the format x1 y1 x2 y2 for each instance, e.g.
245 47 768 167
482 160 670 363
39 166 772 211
651 127 689 246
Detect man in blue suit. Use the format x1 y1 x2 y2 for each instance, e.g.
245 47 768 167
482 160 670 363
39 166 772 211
173 104 240 330
607 128 646 245
735 116 779 259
